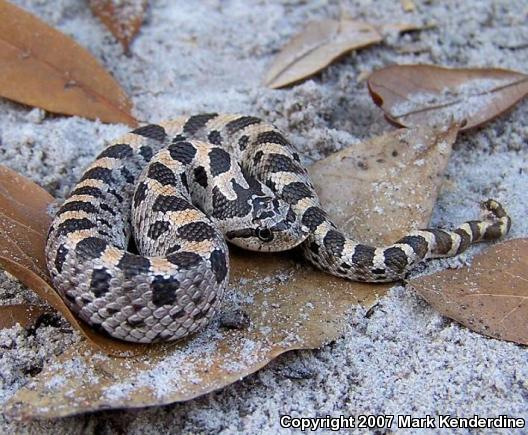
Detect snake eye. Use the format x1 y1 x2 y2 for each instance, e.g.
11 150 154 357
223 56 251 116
257 228 274 242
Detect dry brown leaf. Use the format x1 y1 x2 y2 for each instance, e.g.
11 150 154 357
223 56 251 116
89 0 147 52
5 250 384 419
0 304 51 330
0 165 148 357
0 0 137 126
263 19 382 89
309 123 459 245
2 123 451 418
410 239 528 345
368 64 528 131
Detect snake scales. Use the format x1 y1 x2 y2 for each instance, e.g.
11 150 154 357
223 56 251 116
45 114 511 343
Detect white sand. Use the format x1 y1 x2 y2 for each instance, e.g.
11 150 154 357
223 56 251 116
1 0 527 433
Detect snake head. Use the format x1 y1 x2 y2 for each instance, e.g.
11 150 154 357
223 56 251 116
225 196 309 252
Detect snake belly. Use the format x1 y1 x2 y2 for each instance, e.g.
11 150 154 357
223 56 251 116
46 114 512 343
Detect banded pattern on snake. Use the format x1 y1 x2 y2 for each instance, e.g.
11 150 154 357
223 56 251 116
45 114 511 343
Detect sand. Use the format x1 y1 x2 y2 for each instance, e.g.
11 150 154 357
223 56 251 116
1 0 527 433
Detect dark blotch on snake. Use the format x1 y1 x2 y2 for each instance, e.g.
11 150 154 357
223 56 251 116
133 182 148 208
148 220 170 239
210 249 227 283
147 162 178 186
167 251 202 269
426 229 453 254
323 230 346 257
396 235 429 258
301 206 326 232
454 228 472 254
152 275 180 306
97 143 133 159
255 131 290 147
118 253 151 279
139 146 153 162
281 182 313 203
54 244 69 273
75 237 108 260
56 218 95 237
180 172 189 191
383 247 408 274
193 166 208 188
467 221 481 240
212 184 252 219
352 244 376 269
266 153 304 174
169 141 197 165
483 222 502 240
209 147 231 176
183 113 218 135
70 186 103 198
58 200 98 215
80 167 115 184
208 130 223 146
238 135 249 151
152 195 192 213
90 268 112 298
253 150 264 166
225 116 261 134
132 124 167 142
243 170 264 195
177 221 217 242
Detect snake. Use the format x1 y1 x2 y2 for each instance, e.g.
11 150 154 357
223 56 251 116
45 114 512 343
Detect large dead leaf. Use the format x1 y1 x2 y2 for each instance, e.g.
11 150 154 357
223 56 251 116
410 239 528 344
368 64 528 131
309 123 458 245
263 19 382 89
5 250 384 419
89 0 147 52
2 122 452 417
0 0 136 126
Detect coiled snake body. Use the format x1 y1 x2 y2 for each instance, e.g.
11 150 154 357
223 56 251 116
45 114 511 343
